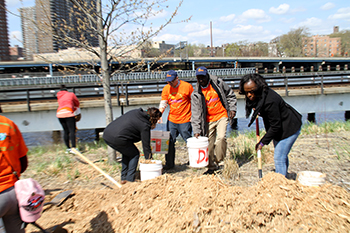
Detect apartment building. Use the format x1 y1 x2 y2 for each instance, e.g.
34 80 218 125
20 6 38 60
0 0 10 61
303 27 341 57
20 0 99 59
303 35 341 57
9 45 24 60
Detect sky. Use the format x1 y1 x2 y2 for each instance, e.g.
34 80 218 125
5 0 350 47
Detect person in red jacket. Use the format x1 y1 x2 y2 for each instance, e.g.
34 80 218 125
0 115 28 233
56 85 80 154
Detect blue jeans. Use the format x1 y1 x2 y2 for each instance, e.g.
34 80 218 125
165 121 192 167
273 129 301 177
104 141 139 182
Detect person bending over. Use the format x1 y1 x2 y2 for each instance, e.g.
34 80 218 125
103 107 162 183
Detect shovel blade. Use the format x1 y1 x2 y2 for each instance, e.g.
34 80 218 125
44 190 73 206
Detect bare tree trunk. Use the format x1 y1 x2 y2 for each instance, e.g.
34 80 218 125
97 0 116 163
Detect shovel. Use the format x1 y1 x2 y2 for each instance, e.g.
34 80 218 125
30 222 68 233
70 148 122 188
256 117 263 179
44 190 73 207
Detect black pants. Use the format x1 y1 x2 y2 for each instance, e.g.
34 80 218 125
58 117 76 148
104 140 140 182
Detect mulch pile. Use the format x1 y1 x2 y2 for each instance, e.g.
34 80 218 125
29 172 350 233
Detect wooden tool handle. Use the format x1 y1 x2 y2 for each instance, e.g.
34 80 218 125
70 148 122 188
255 117 263 179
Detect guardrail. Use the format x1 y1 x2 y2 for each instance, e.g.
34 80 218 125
0 68 255 87
1 72 350 113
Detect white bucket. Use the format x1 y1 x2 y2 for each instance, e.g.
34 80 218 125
297 171 326 186
139 160 163 181
187 136 209 168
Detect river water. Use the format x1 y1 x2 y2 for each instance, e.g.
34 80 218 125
22 111 347 148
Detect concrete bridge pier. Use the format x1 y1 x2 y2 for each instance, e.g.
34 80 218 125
345 111 350 121
95 128 105 141
307 112 316 123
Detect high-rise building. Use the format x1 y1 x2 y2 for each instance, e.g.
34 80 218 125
25 0 99 55
20 6 38 60
0 0 10 61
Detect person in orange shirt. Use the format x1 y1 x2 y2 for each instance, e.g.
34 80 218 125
159 70 194 170
191 66 237 174
0 115 28 233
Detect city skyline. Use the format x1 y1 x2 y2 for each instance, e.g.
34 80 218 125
5 0 350 48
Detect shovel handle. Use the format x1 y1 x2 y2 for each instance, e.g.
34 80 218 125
70 148 122 188
256 117 263 179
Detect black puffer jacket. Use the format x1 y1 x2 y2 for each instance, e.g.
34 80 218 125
103 108 152 158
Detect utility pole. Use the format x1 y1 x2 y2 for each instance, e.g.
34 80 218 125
210 21 213 57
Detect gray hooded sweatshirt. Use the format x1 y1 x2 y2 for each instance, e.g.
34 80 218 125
191 75 237 136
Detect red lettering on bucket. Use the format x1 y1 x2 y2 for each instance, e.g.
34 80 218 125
197 149 208 164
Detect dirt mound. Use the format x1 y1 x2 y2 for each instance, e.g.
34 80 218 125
27 173 350 233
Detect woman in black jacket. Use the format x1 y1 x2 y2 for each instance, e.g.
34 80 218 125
103 107 162 183
239 74 302 177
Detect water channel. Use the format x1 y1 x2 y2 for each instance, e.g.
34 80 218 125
22 111 347 148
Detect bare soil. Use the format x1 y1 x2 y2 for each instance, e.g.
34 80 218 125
23 131 350 233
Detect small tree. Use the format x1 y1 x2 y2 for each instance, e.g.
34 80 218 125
225 43 241 57
15 0 188 162
277 27 310 57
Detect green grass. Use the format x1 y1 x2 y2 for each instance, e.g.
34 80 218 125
26 120 350 180
301 120 350 135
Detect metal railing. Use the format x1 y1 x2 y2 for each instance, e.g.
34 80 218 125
0 68 256 87
1 72 350 113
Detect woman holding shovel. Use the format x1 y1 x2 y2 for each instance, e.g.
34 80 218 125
239 74 302 177
103 107 162 184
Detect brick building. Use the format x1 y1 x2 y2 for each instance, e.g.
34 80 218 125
9 45 24 60
303 27 341 57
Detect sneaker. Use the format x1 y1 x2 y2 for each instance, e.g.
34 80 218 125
65 149 71 154
163 165 174 170
207 164 218 170
203 169 216 175
70 148 80 155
